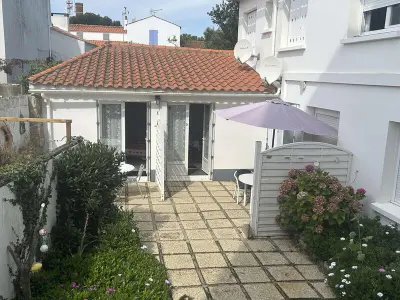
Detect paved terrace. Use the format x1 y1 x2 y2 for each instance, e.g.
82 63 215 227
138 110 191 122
125 181 335 300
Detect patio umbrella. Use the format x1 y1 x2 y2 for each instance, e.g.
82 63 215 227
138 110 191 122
216 99 338 147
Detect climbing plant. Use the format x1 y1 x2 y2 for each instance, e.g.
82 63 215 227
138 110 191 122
1 156 55 299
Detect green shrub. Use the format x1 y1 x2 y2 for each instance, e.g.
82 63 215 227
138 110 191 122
277 165 365 235
51 141 125 255
31 211 171 299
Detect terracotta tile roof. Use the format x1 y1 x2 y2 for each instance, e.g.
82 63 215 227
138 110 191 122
51 26 97 46
29 44 273 93
69 24 127 33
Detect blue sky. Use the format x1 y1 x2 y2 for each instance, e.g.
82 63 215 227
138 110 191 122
51 0 223 36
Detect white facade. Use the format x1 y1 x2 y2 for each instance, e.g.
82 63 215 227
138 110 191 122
51 28 96 61
238 0 400 222
70 31 125 42
51 13 70 31
0 0 51 82
126 16 181 46
35 89 270 182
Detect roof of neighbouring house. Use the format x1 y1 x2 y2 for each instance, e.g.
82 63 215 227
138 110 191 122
69 24 127 33
51 26 97 46
87 40 133 46
181 40 205 49
29 43 273 93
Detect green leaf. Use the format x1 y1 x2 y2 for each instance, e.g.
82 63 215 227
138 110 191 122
357 251 365 261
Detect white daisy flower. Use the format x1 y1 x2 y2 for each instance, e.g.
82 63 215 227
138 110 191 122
352 266 358 269
140 245 147 250
165 280 171 285
331 262 337 266
386 232 389 235
132 229 136 233
340 237 345 241
118 274 122 277
359 224 363 227
377 292 383 297
149 278 153 282
328 273 334 277
361 244 367 247
339 285 344 288
392 269 396 272
346 280 351 285
145 283 150 286
342 279 346 283
396 250 400 254
341 292 346 296
329 265 334 269
324 278 328 283
340 269 345 272
344 274 350 278
343 248 347 250
386 275 392 279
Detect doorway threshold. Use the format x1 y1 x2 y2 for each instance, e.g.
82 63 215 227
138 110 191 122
166 175 210 182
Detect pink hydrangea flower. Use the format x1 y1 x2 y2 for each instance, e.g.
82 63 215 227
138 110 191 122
379 268 385 273
356 188 366 195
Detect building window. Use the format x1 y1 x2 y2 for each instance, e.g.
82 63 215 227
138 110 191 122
304 108 340 145
363 1 400 33
76 31 83 38
245 9 257 44
103 33 110 41
287 0 308 46
263 1 274 32
149 30 158 45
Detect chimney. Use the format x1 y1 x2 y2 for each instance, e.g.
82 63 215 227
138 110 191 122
75 2 83 16
51 13 70 31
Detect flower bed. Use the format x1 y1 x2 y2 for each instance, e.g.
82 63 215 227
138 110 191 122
278 165 400 299
31 211 171 299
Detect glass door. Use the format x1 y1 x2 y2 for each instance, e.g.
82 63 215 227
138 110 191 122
101 104 122 152
167 104 189 180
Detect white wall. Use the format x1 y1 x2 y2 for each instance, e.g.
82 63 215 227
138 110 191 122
47 101 98 149
51 29 95 61
51 14 69 31
126 16 181 46
0 0 50 61
0 159 57 299
70 31 125 42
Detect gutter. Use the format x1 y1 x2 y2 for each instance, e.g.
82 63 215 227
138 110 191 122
30 87 277 98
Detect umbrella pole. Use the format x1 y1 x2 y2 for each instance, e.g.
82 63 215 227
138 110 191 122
272 129 276 148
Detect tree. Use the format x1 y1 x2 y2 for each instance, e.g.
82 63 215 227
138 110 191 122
70 13 121 26
206 0 239 50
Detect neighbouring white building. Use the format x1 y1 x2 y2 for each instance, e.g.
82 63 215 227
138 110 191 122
69 24 127 43
51 25 96 61
126 15 181 46
0 0 52 83
29 44 277 198
238 0 400 224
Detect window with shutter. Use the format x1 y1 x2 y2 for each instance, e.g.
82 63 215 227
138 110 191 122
149 30 159 45
362 0 400 32
288 0 308 46
303 108 340 145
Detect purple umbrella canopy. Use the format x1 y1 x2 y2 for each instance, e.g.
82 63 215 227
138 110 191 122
216 99 337 136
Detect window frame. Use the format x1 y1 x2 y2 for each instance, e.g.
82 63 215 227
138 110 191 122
362 3 400 35
103 33 110 41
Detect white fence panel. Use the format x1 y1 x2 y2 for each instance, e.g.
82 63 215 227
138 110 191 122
251 142 353 238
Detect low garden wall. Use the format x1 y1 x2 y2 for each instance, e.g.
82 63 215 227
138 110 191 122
0 140 79 299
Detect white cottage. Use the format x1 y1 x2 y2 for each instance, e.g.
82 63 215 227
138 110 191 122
28 43 277 196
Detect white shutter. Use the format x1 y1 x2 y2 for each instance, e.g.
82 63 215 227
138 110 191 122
288 0 308 46
313 108 340 145
394 159 400 203
363 0 400 11
246 9 257 46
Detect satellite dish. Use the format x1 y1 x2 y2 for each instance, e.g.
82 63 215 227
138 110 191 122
259 56 283 84
234 39 253 63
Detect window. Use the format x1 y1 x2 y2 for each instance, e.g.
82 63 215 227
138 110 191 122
101 104 122 152
103 33 110 41
149 30 158 45
287 0 308 46
263 1 274 32
304 108 340 145
363 1 400 33
245 9 257 44
76 31 83 38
